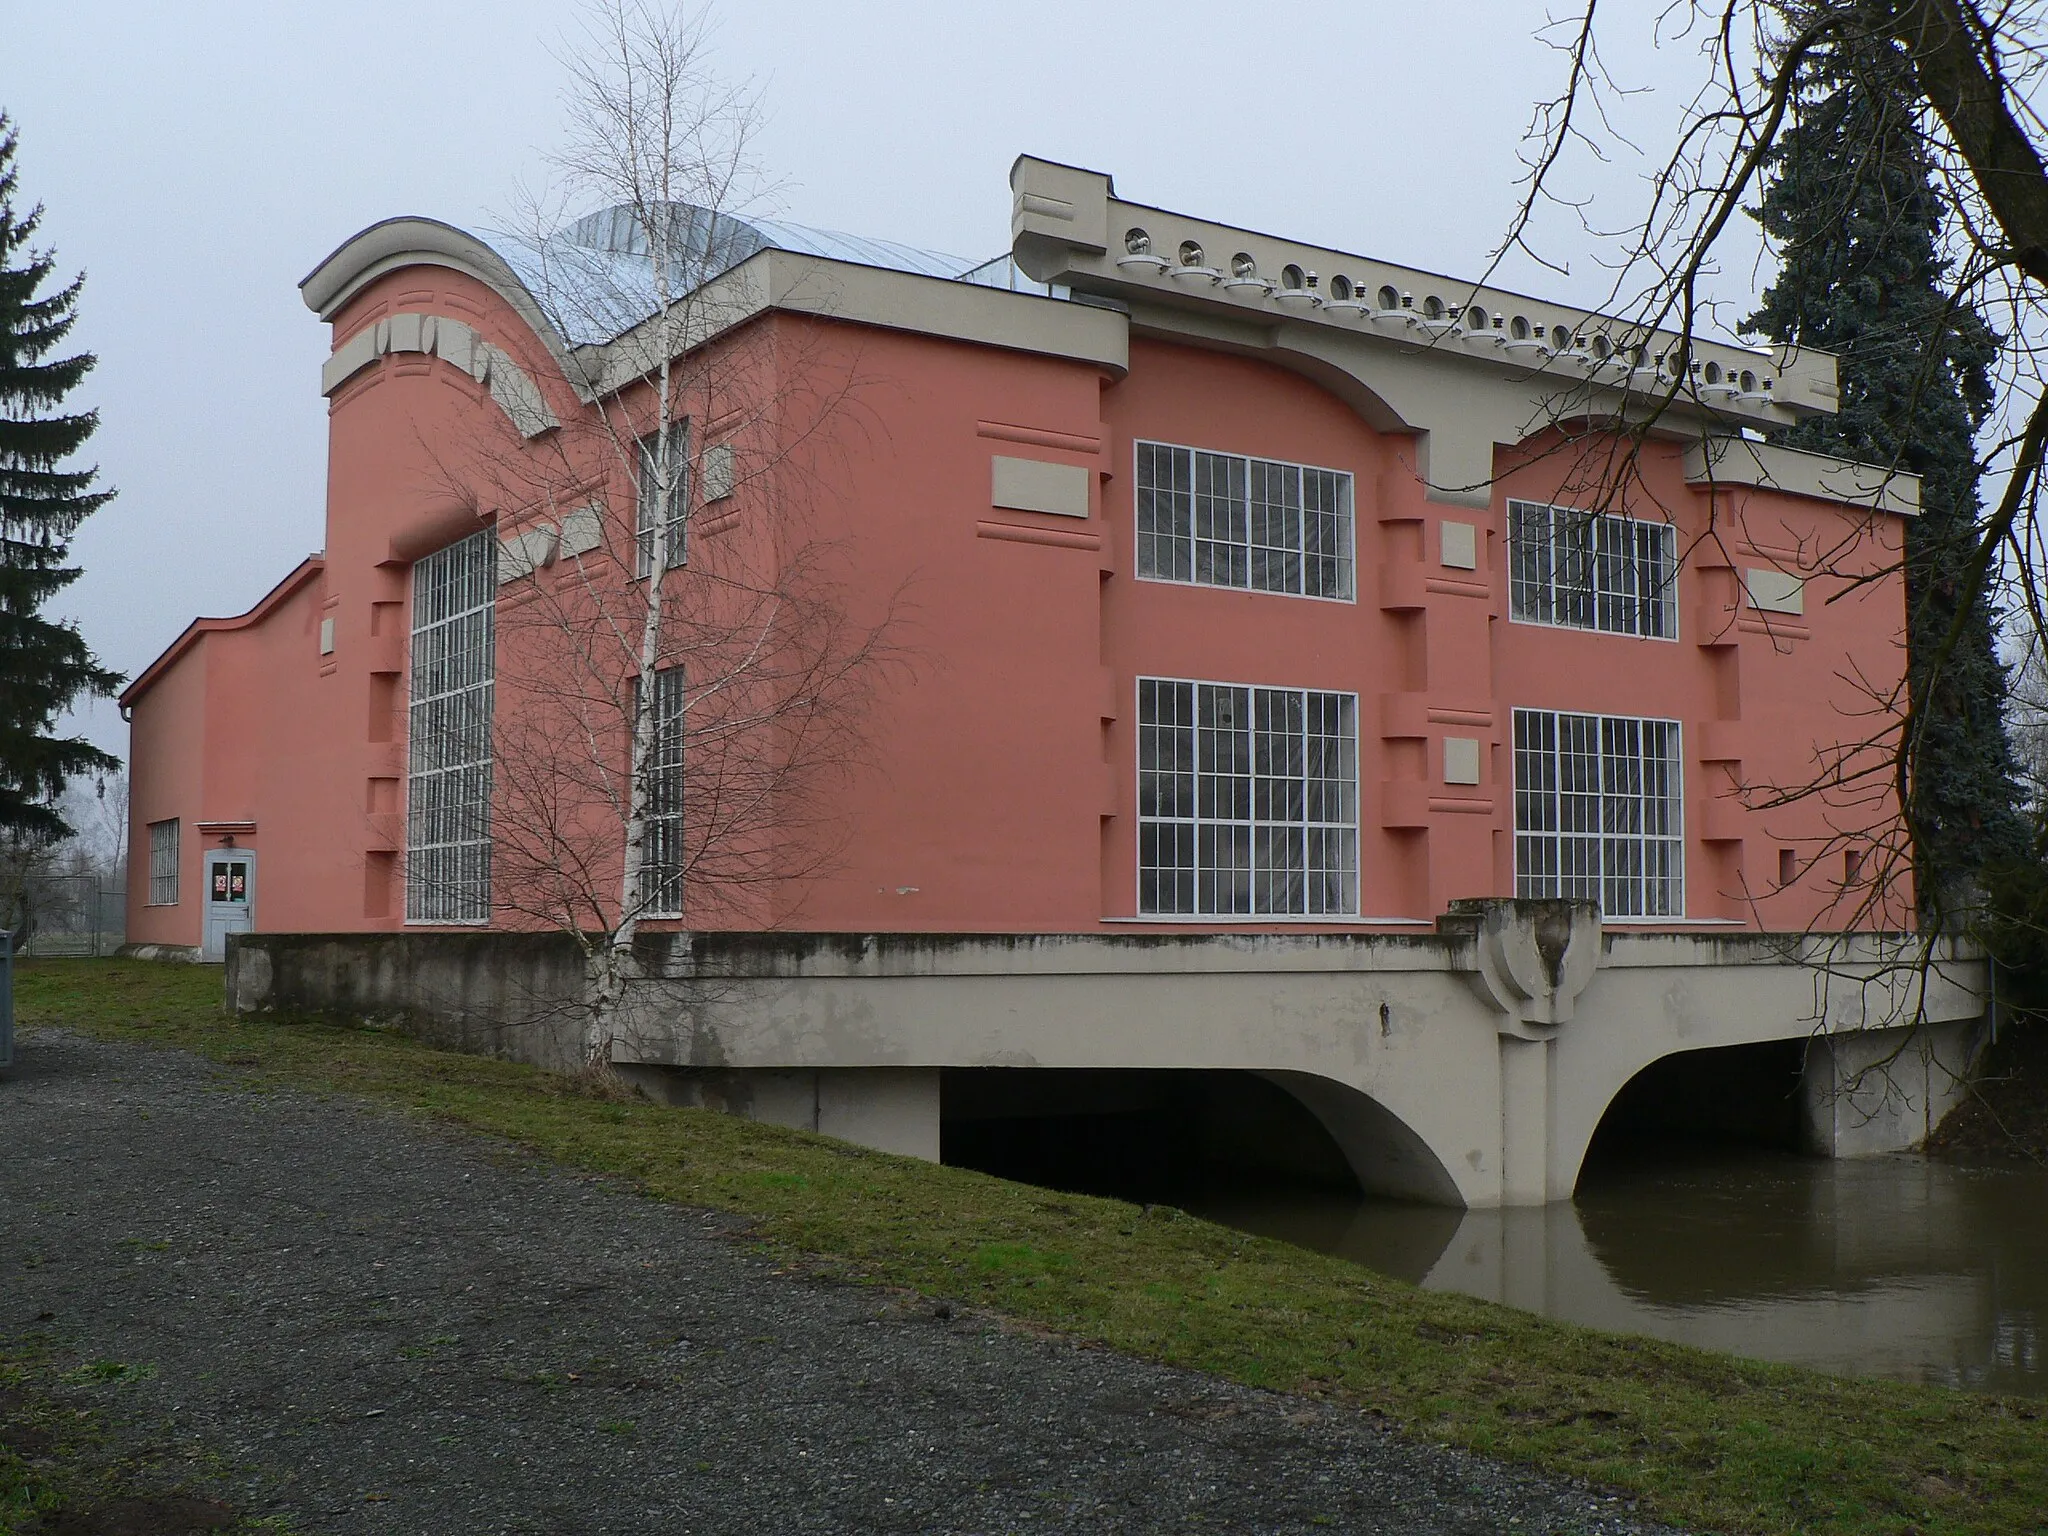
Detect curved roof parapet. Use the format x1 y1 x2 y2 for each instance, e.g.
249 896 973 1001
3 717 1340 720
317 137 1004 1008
305 200 1027 355
299 215 580 381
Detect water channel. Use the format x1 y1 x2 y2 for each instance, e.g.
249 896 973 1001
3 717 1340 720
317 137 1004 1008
942 1067 2048 1398
1190 1149 2048 1398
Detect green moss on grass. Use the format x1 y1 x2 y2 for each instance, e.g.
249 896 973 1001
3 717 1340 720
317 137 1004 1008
14 958 2048 1536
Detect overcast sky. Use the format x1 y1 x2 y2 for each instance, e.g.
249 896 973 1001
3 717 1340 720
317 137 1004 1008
8 1 1761 761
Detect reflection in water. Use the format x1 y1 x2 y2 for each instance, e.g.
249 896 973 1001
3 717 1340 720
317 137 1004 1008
1193 1152 2048 1397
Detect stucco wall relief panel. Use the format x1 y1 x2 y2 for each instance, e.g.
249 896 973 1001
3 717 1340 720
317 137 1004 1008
319 309 557 438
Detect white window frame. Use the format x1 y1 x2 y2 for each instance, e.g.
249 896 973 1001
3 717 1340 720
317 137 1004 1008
146 818 180 906
1135 441 1355 602
1137 676 1360 917
1508 499 1679 641
406 529 496 925
635 425 689 578
1513 707 1685 919
636 666 686 919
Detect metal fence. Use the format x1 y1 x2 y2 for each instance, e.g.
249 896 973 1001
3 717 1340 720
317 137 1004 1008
17 873 126 958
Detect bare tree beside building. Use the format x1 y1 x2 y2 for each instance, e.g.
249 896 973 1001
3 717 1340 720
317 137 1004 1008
416 0 897 1067
1460 2 2048 944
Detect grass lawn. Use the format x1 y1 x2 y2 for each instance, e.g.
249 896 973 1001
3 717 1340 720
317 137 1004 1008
10 957 2046 1536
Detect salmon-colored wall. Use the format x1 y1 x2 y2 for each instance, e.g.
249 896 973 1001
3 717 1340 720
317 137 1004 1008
126 269 1917 942
125 639 208 947
122 562 339 945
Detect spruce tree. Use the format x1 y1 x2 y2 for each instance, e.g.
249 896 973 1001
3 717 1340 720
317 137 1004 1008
1745 7 2028 919
0 113 119 847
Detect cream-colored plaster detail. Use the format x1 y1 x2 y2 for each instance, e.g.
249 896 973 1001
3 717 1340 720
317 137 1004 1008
575 248 1128 403
1440 520 1477 570
1443 736 1481 786
319 310 557 439
1464 902 1602 1037
1018 192 1077 223
1010 158 1112 271
498 525 559 583
317 617 335 656
320 327 381 394
1745 567 1806 615
299 216 578 379
1000 156 1948 513
1684 437 1920 516
991 455 1090 518
477 343 557 438
433 315 477 375
703 443 735 503
1009 154 1834 416
387 310 424 354
557 505 604 559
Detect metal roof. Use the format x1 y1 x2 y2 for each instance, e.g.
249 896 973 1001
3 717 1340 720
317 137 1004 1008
484 203 1055 347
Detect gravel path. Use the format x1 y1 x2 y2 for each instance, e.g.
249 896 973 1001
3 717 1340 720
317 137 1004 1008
1 1030 1675 1535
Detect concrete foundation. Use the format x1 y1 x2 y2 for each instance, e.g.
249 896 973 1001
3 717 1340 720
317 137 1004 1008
617 1065 941 1161
1801 1016 1987 1157
226 907 1988 1206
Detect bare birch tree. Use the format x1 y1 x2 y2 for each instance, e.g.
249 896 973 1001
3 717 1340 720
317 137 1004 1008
427 0 894 1067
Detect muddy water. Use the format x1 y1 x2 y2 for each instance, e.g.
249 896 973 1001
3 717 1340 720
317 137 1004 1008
1191 1151 2048 1397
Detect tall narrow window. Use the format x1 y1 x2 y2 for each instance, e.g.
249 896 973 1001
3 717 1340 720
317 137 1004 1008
407 529 496 923
1136 443 1354 600
638 666 686 919
1508 500 1677 639
1513 708 1683 917
636 425 689 577
147 818 180 906
1138 678 1358 916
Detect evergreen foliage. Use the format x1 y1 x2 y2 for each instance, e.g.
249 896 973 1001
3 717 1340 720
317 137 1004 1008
1745 6 2029 920
0 113 120 846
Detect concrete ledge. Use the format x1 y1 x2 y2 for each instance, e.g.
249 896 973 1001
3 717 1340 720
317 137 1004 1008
226 924 1989 1208
116 943 205 964
227 930 588 1072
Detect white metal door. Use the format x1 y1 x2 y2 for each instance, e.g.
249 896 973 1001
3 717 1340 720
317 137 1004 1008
201 850 256 962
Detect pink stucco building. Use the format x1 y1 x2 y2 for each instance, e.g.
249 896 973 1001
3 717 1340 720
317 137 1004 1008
123 156 1919 961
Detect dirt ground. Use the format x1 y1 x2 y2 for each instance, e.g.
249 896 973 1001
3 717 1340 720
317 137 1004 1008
1926 1020 2048 1164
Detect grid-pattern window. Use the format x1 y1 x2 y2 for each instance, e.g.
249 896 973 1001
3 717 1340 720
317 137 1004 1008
636 426 689 577
637 666 686 919
407 530 497 923
1513 708 1684 917
146 819 180 906
1137 443 1353 600
1509 500 1677 639
1138 678 1358 916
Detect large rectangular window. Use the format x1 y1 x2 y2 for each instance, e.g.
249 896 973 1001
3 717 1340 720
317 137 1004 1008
1136 443 1354 600
1138 678 1358 916
407 529 497 924
1513 708 1683 917
636 426 689 577
637 666 685 919
1508 500 1677 639
146 819 180 906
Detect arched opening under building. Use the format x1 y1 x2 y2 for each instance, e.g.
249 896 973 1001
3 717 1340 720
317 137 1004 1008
1579 1037 1811 1185
941 1067 1364 1205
